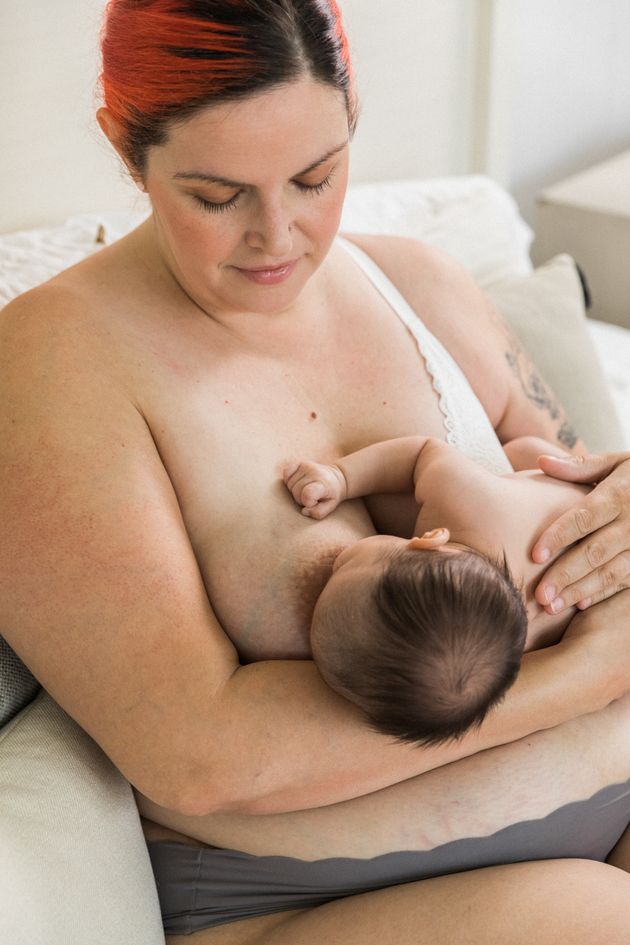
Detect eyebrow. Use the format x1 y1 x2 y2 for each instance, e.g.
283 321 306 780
172 141 349 188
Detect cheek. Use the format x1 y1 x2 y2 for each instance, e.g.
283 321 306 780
302 191 346 245
164 203 240 263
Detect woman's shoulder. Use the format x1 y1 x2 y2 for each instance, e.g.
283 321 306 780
0 254 136 415
339 232 462 293
337 232 491 334
337 232 512 427
1 230 150 358
338 233 497 345
1 273 111 370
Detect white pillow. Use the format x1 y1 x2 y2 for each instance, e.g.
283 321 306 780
341 175 534 284
0 691 164 945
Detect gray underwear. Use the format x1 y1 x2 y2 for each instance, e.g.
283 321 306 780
147 778 630 936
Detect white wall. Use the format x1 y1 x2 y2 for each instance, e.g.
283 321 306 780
507 0 630 227
0 0 479 232
1 0 629 235
0 0 146 232
340 0 478 182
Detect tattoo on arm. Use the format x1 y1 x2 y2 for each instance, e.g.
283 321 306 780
557 420 579 449
505 345 578 450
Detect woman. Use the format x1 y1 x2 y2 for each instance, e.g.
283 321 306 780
3 1 630 942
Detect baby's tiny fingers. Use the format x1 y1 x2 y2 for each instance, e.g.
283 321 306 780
301 481 328 508
282 462 300 483
302 498 337 520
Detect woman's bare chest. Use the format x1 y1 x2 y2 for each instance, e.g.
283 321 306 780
134 290 449 660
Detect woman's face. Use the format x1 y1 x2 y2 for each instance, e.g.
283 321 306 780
141 76 351 319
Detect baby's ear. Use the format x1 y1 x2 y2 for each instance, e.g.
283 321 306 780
409 528 450 550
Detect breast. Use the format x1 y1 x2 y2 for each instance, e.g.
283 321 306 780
203 501 375 662
145 381 385 662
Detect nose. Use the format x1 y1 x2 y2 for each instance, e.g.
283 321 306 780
245 196 294 258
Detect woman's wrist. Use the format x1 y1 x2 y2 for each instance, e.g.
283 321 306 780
476 636 608 751
560 597 630 707
554 630 617 711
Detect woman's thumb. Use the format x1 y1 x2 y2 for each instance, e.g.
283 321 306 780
538 451 617 484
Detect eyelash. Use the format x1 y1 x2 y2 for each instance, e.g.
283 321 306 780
193 173 334 215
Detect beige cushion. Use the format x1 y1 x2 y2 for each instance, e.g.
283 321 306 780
0 691 164 945
485 254 625 453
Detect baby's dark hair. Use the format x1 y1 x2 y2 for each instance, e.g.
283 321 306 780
311 546 528 746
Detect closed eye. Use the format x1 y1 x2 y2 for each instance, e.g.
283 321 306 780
194 193 241 214
193 169 335 214
293 173 334 195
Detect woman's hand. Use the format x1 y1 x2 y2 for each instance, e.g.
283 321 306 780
282 460 347 519
532 450 630 613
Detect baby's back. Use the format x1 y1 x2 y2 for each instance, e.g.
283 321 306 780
498 471 591 650
414 447 591 653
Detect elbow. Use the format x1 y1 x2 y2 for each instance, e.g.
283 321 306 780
144 763 265 817
149 771 233 818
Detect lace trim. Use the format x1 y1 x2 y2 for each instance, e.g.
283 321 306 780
337 237 512 475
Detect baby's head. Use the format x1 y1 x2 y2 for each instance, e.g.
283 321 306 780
311 533 527 746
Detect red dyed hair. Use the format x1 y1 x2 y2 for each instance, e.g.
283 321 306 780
100 0 356 173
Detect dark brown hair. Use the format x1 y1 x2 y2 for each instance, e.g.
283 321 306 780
100 0 357 175
312 547 528 747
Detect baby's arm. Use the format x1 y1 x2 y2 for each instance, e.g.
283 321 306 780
283 436 433 519
503 435 573 472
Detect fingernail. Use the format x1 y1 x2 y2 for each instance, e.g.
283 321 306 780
577 598 592 610
541 584 556 604
538 548 550 563
550 597 565 614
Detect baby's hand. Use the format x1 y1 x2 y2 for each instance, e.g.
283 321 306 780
282 461 347 519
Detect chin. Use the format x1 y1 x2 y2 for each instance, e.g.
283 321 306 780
230 258 319 313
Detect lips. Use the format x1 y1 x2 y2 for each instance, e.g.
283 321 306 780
234 258 299 286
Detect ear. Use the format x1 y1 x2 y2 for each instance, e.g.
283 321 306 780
96 107 145 191
408 528 450 551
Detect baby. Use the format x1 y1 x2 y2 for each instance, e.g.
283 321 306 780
283 435 591 746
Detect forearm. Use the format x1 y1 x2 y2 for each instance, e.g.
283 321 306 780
470 634 611 751
338 436 429 499
183 636 611 816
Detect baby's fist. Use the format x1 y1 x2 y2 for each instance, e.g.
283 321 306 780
282 460 346 519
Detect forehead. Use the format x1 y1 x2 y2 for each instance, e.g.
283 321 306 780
155 77 349 181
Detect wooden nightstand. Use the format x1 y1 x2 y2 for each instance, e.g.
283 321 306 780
534 150 630 330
